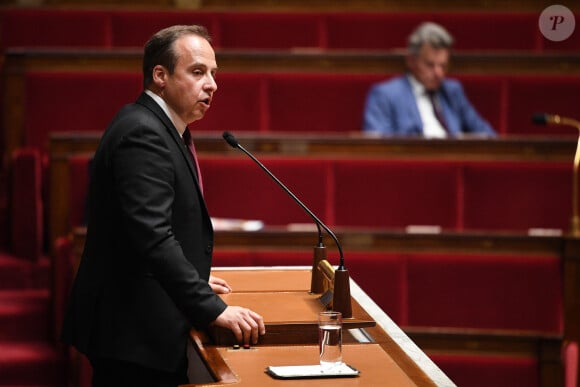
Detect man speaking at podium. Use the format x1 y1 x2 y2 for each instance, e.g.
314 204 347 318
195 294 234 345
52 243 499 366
61 25 265 386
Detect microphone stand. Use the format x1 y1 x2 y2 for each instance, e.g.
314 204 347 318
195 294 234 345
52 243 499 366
222 132 352 317
534 114 580 236
560 116 580 237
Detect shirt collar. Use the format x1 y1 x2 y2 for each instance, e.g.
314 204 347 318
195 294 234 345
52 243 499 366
145 89 187 136
407 74 427 98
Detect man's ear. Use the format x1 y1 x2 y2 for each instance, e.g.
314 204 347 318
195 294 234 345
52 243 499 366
152 65 167 88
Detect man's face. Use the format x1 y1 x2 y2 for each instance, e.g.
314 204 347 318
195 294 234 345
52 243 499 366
158 34 218 124
406 43 449 91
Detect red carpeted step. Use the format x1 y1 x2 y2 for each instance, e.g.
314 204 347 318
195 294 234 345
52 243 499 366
0 341 66 386
0 289 51 341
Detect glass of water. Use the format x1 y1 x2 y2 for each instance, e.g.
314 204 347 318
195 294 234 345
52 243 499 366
318 310 342 371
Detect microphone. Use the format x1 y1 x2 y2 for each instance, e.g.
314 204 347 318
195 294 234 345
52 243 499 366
532 112 580 128
222 131 352 317
222 132 325 250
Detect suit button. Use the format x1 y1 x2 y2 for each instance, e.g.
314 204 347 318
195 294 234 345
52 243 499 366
206 244 213 254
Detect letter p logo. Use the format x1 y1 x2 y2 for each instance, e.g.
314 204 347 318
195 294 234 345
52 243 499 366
540 5 575 42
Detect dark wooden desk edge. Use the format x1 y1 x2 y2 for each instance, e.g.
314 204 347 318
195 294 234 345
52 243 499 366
49 131 577 161
4 48 580 75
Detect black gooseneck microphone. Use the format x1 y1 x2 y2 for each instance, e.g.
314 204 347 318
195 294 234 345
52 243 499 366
222 131 346 271
222 131 352 317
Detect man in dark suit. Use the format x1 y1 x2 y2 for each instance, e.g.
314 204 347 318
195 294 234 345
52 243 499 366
363 22 496 138
61 25 265 386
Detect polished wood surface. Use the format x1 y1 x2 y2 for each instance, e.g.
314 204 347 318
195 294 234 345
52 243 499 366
206 269 374 346
215 344 417 386
215 269 311 292
192 268 449 386
210 292 375 346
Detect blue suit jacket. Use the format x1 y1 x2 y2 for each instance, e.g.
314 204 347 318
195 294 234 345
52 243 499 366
363 75 496 137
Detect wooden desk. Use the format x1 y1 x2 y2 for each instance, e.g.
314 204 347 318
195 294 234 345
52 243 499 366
190 267 454 386
68 231 575 386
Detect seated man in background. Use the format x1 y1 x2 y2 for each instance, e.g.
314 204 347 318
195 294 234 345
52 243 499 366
362 22 496 138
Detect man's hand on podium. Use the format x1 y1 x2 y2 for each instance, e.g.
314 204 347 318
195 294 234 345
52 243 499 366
209 275 232 294
212 306 266 345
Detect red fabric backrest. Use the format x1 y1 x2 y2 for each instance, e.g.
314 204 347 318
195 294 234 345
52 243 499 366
267 73 384 132
199 156 333 226
462 161 572 231
406 253 563 333
252 250 314 267
217 12 322 50
346 251 408 325
506 76 580 136
110 11 218 47
194 73 266 132
0 8 111 49
10 147 44 261
430 354 539 387
455 75 506 134
332 159 460 228
23 71 141 154
324 12 540 51
211 249 256 267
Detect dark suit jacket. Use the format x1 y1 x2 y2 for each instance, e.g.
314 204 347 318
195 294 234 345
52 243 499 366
362 75 496 137
61 92 227 372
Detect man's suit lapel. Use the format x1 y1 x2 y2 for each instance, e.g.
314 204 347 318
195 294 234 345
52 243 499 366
439 84 461 136
136 93 203 196
401 77 424 135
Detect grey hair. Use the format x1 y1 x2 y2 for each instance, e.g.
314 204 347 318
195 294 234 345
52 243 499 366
407 22 454 55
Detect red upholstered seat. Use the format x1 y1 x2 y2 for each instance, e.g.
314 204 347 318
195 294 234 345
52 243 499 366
23 72 141 154
462 161 572 231
324 12 540 51
332 159 460 228
0 8 111 49
10 148 45 261
267 73 383 132
346 251 407 325
252 250 313 267
110 11 217 47
199 156 332 226
211 249 256 267
506 76 580 136
455 75 506 134
406 253 563 333
216 13 322 50
430 353 539 387
194 73 266 132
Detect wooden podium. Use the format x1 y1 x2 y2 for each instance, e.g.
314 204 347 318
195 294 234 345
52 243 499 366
186 267 455 386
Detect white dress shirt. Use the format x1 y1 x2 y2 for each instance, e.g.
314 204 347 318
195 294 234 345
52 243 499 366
408 75 448 139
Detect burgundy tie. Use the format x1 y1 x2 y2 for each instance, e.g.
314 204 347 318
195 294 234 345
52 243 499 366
182 129 203 194
427 91 449 133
